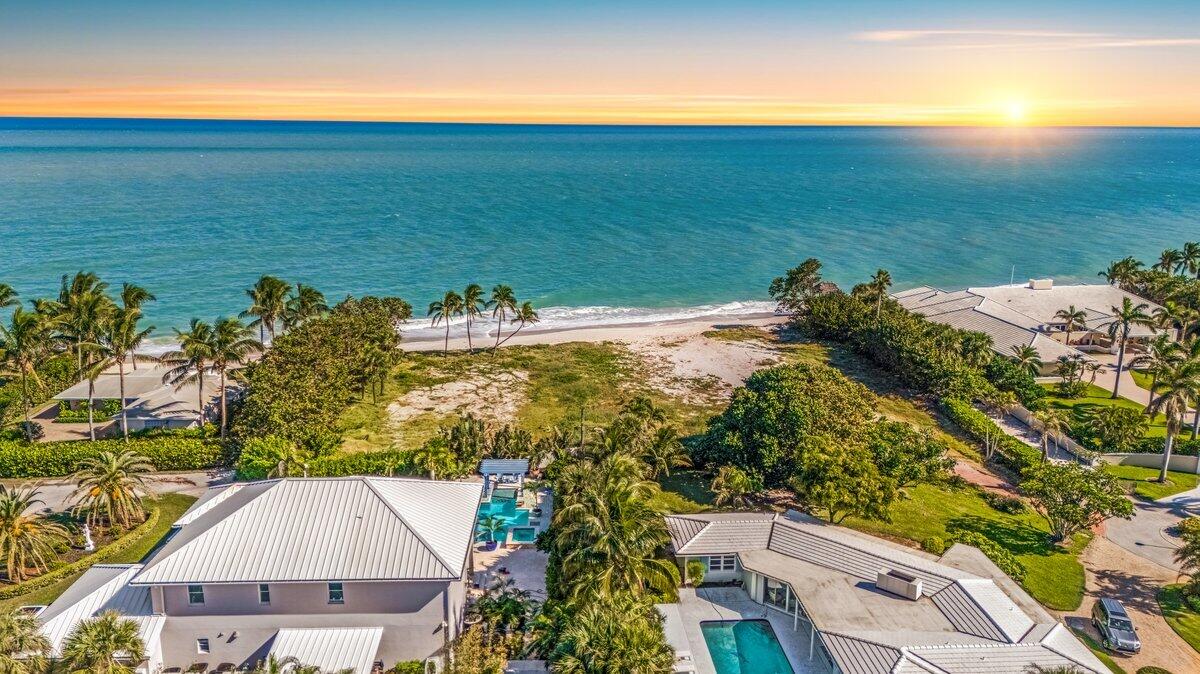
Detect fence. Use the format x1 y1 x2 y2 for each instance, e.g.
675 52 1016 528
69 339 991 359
1097 452 1200 474
1005 404 1094 463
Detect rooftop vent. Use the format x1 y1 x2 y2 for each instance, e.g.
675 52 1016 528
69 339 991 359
876 569 923 600
1029 278 1054 290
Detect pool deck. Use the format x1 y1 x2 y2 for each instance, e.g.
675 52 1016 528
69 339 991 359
672 587 835 674
472 488 553 599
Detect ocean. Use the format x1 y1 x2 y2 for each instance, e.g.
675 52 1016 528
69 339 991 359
1 118 1198 342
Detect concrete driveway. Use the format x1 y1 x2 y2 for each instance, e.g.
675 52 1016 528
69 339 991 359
1106 486 1200 573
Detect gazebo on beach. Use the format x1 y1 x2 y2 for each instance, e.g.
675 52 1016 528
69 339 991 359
480 458 529 499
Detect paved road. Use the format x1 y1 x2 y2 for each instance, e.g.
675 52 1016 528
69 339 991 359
7 470 234 514
1105 485 1200 573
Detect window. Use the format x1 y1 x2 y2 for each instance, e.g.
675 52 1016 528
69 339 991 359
707 555 736 572
258 583 271 604
196 638 210 654
187 585 205 605
328 582 344 604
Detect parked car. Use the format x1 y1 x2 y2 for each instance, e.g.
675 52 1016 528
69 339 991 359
1091 598 1141 653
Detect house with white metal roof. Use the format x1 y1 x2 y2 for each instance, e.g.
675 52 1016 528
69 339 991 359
38 477 483 673
663 512 1107 674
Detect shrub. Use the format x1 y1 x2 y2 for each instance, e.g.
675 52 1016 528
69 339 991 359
389 663 425 674
686 559 707 586
0 438 228 478
129 423 218 440
982 491 1027 514
1136 668 1174 674
984 355 1046 411
952 531 1027 581
307 450 415 477
922 536 946 555
55 399 122 423
940 398 1042 475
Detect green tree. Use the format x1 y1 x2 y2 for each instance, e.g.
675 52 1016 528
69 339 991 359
70 449 155 531
1022 462 1133 543
413 436 456 479
1157 248 1185 274
1053 305 1088 346
0 283 16 310
1183 241 1200 277
1107 297 1153 399
1131 333 1182 410
550 593 674 674
495 302 540 348
60 609 146 674
0 607 51 673
710 465 756 508
867 268 892 324
210 317 263 438
282 283 328 331
445 624 507 674
0 308 55 440
1009 344 1043 378
119 282 155 315
866 420 952 489
768 258 823 316
1082 406 1148 452
790 437 897 524
159 318 216 427
959 331 995 369
89 310 155 441
1148 361 1200 483
462 283 486 353
1176 517 1200 593
1098 256 1144 289
642 427 690 479
0 483 69 582
57 272 114 378
237 435 310 479
488 285 517 353
428 290 465 357
1032 408 1071 461
242 275 291 343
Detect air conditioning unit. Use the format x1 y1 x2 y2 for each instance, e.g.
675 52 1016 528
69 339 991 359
1029 278 1054 290
876 569 923 600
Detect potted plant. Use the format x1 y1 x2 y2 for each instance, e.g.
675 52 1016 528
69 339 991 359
479 515 506 551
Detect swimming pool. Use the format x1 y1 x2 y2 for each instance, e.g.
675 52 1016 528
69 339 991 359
476 495 531 542
701 620 794 674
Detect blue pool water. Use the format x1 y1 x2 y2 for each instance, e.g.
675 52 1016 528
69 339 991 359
701 620 795 674
476 496 531 542
3 119 1198 339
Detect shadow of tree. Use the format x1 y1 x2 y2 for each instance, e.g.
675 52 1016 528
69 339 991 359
946 514 1053 558
1088 566 1166 615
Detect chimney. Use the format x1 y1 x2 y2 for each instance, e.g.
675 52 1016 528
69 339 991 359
1028 278 1054 290
877 568 923 600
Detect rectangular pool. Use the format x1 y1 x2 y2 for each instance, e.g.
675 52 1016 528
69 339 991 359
476 495 531 542
701 620 794 674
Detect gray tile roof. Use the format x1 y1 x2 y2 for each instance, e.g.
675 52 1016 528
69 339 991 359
819 633 902 674
133 477 482 585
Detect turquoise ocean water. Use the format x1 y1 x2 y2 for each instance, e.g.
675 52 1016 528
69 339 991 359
1 118 1198 342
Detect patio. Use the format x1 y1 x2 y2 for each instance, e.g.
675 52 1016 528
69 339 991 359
670 587 835 674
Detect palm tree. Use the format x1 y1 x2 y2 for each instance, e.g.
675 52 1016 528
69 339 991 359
495 302 539 348
247 655 303 674
488 285 517 353
1010 344 1043 378
869 268 892 324
413 438 455 479
1131 334 1182 411
0 283 17 310
427 290 465 357
282 283 328 331
57 272 113 378
0 607 51 673
89 310 155 441
159 318 216 427
1053 305 1088 345
1156 248 1186 274
550 593 676 674
1149 361 1200 483
479 514 507 545
1032 409 1070 461
462 283 486 353
119 282 155 315
1183 241 1200 277
0 483 69 582
241 275 291 343
711 465 755 508
60 610 146 674
266 441 310 478
70 449 155 531
1098 256 1144 289
958 331 994 369
0 308 54 440
209 317 263 439
1107 297 1153 399
642 427 690 479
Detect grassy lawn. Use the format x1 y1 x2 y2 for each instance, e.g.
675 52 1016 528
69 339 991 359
0 493 196 611
340 342 719 454
843 482 1088 610
1043 383 1169 437
1159 584 1200 655
1130 369 1163 395
1105 464 1200 501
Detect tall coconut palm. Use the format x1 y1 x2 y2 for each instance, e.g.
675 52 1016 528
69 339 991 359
488 285 517 353
1107 297 1153 399
60 610 146 674
241 275 291 343
60 289 115 381
462 283 486 353
1098 256 1144 289
0 483 69 582
711 465 755 508
70 449 155 531
158 319 216 427
412 437 455 479
1149 361 1200 483
427 290 465 357
0 308 55 440
0 283 17 310
958 331 994 369
1183 241 1200 277
119 283 155 315
0 607 51 673
642 427 690 479
1157 248 1186 274
1053 305 1088 345
1131 334 1183 411
282 283 328 331
1010 344 1043 378
209 317 263 439
869 268 892 324
550 593 676 674
1153 300 1195 342
89 310 154 441
1032 409 1070 461
495 302 539 348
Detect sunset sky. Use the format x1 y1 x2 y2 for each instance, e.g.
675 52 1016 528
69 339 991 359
2 0 1199 125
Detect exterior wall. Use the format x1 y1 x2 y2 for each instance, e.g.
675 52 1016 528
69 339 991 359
155 580 458 670
681 555 742 584
1099 452 1200 474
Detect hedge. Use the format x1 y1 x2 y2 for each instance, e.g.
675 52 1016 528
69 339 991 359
0 507 161 601
0 438 230 478
940 398 1042 475
307 450 416 477
952 531 1027 582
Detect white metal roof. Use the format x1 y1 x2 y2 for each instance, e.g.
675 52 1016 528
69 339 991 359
268 627 383 674
480 458 530 474
132 477 482 585
38 564 164 659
